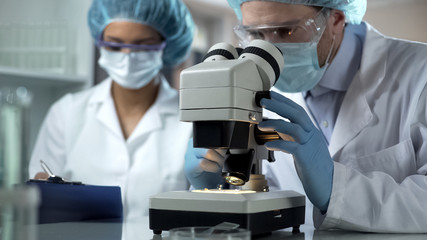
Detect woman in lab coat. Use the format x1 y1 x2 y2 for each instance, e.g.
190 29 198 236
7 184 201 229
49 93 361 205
186 0 427 232
29 0 194 219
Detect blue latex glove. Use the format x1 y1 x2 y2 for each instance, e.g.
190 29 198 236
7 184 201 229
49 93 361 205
259 91 334 212
184 138 227 189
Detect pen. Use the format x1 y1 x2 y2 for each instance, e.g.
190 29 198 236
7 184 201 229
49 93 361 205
38 160 82 185
40 159 54 177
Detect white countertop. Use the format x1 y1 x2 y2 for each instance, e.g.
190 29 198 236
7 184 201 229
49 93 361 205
33 217 427 240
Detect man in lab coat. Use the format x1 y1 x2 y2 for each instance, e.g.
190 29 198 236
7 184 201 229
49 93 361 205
185 0 427 232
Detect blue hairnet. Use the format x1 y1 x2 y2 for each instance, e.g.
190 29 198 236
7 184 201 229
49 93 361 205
88 0 195 67
227 0 366 24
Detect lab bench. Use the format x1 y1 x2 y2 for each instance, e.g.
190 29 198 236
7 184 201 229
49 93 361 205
32 217 427 240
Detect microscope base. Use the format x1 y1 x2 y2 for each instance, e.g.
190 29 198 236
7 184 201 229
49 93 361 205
149 190 305 235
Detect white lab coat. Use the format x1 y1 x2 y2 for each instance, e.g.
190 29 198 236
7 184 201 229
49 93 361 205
264 23 427 232
29 76 192 219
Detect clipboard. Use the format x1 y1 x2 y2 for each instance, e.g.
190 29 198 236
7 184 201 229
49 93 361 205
27 180 123 223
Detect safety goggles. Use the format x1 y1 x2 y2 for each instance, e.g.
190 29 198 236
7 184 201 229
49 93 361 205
96 35 166 52
234 7 330 46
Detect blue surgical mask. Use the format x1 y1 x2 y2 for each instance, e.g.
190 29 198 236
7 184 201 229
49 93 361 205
274 39 333 93
98 48 163 89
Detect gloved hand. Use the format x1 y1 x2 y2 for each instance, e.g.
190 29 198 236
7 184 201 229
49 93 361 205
184 138 227 189
259 91 334 212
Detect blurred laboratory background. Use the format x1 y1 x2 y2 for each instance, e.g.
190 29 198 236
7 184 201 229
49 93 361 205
0 0 426 158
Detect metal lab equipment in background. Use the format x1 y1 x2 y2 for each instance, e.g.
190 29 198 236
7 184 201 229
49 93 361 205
0 187 40 240
0 87 38 240
0 87 32 188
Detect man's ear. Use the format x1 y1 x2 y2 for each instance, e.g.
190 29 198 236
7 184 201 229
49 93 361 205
328 9 346 36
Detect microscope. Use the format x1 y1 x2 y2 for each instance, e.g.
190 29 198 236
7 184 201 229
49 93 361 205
149 40 305 235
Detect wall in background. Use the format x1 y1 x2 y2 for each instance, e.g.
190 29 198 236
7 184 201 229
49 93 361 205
167 0 238 89
364 0 427 43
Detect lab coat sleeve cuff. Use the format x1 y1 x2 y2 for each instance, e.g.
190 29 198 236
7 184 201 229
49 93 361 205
314 161 348 229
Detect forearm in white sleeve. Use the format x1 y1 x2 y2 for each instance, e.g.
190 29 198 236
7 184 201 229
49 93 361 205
29 96 69 178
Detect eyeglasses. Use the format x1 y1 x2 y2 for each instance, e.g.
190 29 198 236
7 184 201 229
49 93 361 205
234 7 330 46
96 34 166 52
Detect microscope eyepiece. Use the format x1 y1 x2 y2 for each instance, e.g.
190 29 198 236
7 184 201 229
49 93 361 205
203 42 239 62
238 40 284 88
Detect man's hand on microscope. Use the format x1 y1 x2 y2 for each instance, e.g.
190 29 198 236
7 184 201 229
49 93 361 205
259 91 334 213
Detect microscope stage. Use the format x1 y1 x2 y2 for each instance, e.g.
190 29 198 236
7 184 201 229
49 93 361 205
149 190 305 235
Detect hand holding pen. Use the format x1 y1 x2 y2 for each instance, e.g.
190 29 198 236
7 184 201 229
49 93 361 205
32 160 82 184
